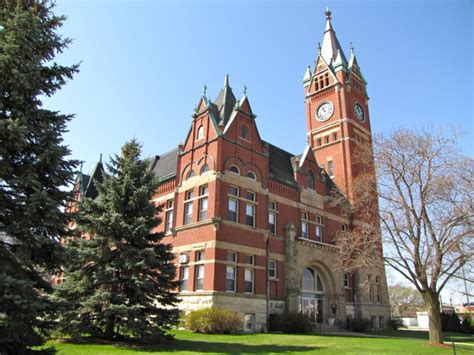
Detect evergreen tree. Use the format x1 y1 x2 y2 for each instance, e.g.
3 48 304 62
56 140 180 341
0 0 78 353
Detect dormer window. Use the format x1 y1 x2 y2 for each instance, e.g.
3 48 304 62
197 125 204 140
246 171 256 181
240 125 249 140
229 165 240 175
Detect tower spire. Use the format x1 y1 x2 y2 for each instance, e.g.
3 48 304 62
320 8 347 66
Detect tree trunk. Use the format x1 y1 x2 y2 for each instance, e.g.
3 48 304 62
423 290 443 344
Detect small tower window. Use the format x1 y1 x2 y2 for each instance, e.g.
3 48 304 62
324 73 329 86
333 132 338 141
327 160 334 177
246 171 256 181
229 165 240 174
325 136 330 144
197 125 204 140
307 170 315 190
240 125 249 140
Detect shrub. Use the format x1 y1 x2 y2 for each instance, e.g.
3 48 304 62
186 308 243 334
461 314 474 334
348 318 371 332
387 318 403 330
268 312 312 334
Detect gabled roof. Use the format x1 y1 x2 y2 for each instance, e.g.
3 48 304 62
149 147 179 182
82 161 105 199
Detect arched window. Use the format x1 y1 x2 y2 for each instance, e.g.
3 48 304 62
229 165 240 174
307 170 315 190
196 125 204 140
240 125 249 140
186 170 196 180
246 171 256 181
200 164 209 174
301 268 324 292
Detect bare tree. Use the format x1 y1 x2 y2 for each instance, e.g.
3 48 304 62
389 283 424 317
332 128 474 344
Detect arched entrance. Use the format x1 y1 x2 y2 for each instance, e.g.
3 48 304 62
299 267 325 323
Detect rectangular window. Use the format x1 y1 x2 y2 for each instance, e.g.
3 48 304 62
333 132 338 141
229 186 239 196
325 136 330 144
269 201 277 234
195 265 204 291
344 272 350 288
244 314 256 332
246 191 255 201
378 316 384 329
228 198 238 222
246 203 255 227
165 210 173 233
185 190 194 200
195 250 205 262
317 138 322 146
301 221 308 239
316 215 323 225
269 211 276 234
226 266 236 292
315 225 323 242
268 260 277 279
198 197 208 221
328 160 334 177
368 275 373 302
245 255 255 265
244 268 254 294
342 224 347 232
227 251 237 263
184 201 193 225
180 266 189 291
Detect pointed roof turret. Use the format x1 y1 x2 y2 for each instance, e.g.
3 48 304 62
320 8 347 66
303 65 312 86
214 74 236 126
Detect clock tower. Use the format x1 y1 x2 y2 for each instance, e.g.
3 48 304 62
304 8 372 201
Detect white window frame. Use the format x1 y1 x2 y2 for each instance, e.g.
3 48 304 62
268 260 277 279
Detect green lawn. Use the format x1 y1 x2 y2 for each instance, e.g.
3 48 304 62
44 330 473 354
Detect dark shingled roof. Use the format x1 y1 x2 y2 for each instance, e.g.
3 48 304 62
264 142 298 188
82 162 104 199
214 81 236 126
150 147 179 182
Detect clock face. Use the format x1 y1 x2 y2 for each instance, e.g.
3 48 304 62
354 103 365 122
316 101 334 122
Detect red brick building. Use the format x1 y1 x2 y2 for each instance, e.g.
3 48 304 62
79 9 390 331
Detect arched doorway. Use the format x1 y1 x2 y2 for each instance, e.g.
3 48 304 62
299 267 325 323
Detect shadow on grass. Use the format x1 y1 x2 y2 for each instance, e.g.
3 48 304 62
61 337 322 353
361 329 474 343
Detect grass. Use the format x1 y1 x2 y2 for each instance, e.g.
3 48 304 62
43 329 474 354
365 329 474 344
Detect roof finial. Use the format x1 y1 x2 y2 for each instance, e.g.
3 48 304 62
350 42 355 55
317 42 321 53
99 153 102 164
224 74 230 88
324 7 332 20
202 84 207 97
243 84 247 96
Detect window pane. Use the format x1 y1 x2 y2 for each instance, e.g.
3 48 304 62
229 186 239 196
226 266 235 291
226 252 236 263
302 268 315 291
228 199 238 222
184 202 193 224
246 203 255 226
245 268 254 293
246 191 255 201
199 197 208 221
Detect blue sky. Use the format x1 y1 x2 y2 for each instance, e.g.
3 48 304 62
47 0 473 174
